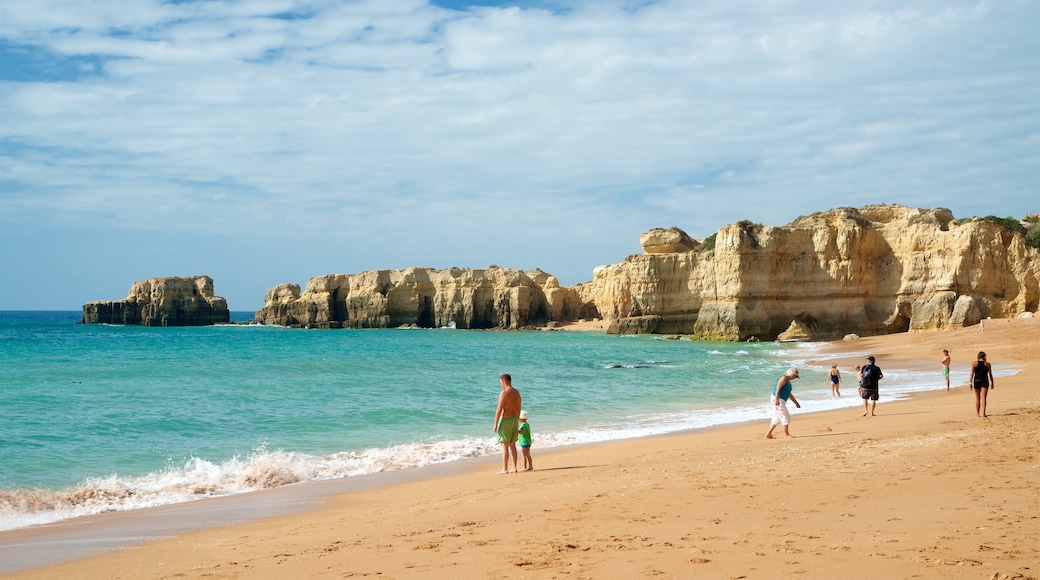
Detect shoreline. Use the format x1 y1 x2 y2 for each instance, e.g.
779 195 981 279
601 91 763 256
0 343 961 535
2 319 1037 578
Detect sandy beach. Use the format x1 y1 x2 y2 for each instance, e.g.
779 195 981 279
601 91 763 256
3 318 1037 579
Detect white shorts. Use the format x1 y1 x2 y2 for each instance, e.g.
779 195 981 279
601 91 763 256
770 397 791 426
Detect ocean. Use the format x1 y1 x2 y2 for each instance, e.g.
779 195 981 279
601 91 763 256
0 311 944 531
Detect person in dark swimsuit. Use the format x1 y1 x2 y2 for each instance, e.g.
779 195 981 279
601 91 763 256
969 351 995 417
828 364 841 398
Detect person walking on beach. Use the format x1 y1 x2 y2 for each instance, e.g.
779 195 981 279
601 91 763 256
941 349 951 391
855 365 863 397
969 351 995 417
765 368 801 439
518 410 533 471
828 364 842 398
494 373 522 474
860 356 883 417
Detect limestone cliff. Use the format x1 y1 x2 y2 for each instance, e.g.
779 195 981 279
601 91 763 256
254 267 586 329
577 205 1039 339
82 276 230 326
255 205 1038 338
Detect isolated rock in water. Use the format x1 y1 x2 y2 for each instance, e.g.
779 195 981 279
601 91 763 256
82 276 230 326
606 315 662 335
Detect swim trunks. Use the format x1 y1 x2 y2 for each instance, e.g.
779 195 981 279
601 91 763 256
861 388 879 401
943 367 950 378
497 417 520 443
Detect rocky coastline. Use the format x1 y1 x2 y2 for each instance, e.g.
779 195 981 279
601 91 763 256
252 204 1038 339
82 205 1039 339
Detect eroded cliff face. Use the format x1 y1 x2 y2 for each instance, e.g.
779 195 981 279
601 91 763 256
254 205 1038 338
82 276 230 326
254 267 584 329
578 205 1039 339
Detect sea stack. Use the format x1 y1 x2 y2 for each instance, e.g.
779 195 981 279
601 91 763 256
82 276 230 326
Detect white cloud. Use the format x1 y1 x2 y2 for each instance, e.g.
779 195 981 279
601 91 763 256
1 0 1037 309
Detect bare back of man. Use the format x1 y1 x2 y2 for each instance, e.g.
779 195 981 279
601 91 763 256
494 373 522 474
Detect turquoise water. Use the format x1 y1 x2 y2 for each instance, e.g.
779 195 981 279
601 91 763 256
0 311 938 530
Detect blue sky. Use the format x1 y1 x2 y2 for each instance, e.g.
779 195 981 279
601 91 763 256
1 0 1038 311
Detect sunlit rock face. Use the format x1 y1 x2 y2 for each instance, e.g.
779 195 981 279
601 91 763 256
577 205 1039 340
82 276 230 326
254 205 1038 339
254 267 581 330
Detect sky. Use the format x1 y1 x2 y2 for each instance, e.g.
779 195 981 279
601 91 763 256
1 0 1038 312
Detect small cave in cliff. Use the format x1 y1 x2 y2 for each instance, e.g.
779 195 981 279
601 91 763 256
889 313 911 333
530 302 551 325
577 303 600 320
417 297 435 329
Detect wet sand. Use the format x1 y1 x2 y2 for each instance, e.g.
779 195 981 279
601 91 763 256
3 318 1037 579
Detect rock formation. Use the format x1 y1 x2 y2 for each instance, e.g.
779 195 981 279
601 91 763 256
577 205 1039 340
254 267 588 329
640 227 701 254
255 205 1038 339
82 276 230 326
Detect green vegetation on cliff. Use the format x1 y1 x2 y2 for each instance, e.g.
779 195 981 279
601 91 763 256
983 215 1040 250
1023 215 1040 249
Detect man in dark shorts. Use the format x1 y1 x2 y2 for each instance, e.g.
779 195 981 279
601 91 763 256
860 355 883 417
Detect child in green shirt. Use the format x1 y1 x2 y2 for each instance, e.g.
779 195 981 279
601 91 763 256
518 410 532 471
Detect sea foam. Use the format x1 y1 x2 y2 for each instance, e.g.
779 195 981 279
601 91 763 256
0 440 498 530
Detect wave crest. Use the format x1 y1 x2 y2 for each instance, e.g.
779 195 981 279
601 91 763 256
0 439 499 531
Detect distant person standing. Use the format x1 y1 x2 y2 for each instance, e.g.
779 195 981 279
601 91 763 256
940 349 951 391
828 364 842 398
969 351 995 418
765 368 801 439
494 373 522 474
860 356 883 417
518 409 533 471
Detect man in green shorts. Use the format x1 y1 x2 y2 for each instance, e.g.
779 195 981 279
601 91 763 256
494 373 522 474
941 349 951 391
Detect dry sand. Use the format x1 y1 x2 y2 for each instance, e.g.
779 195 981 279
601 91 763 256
4 319 1037 579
